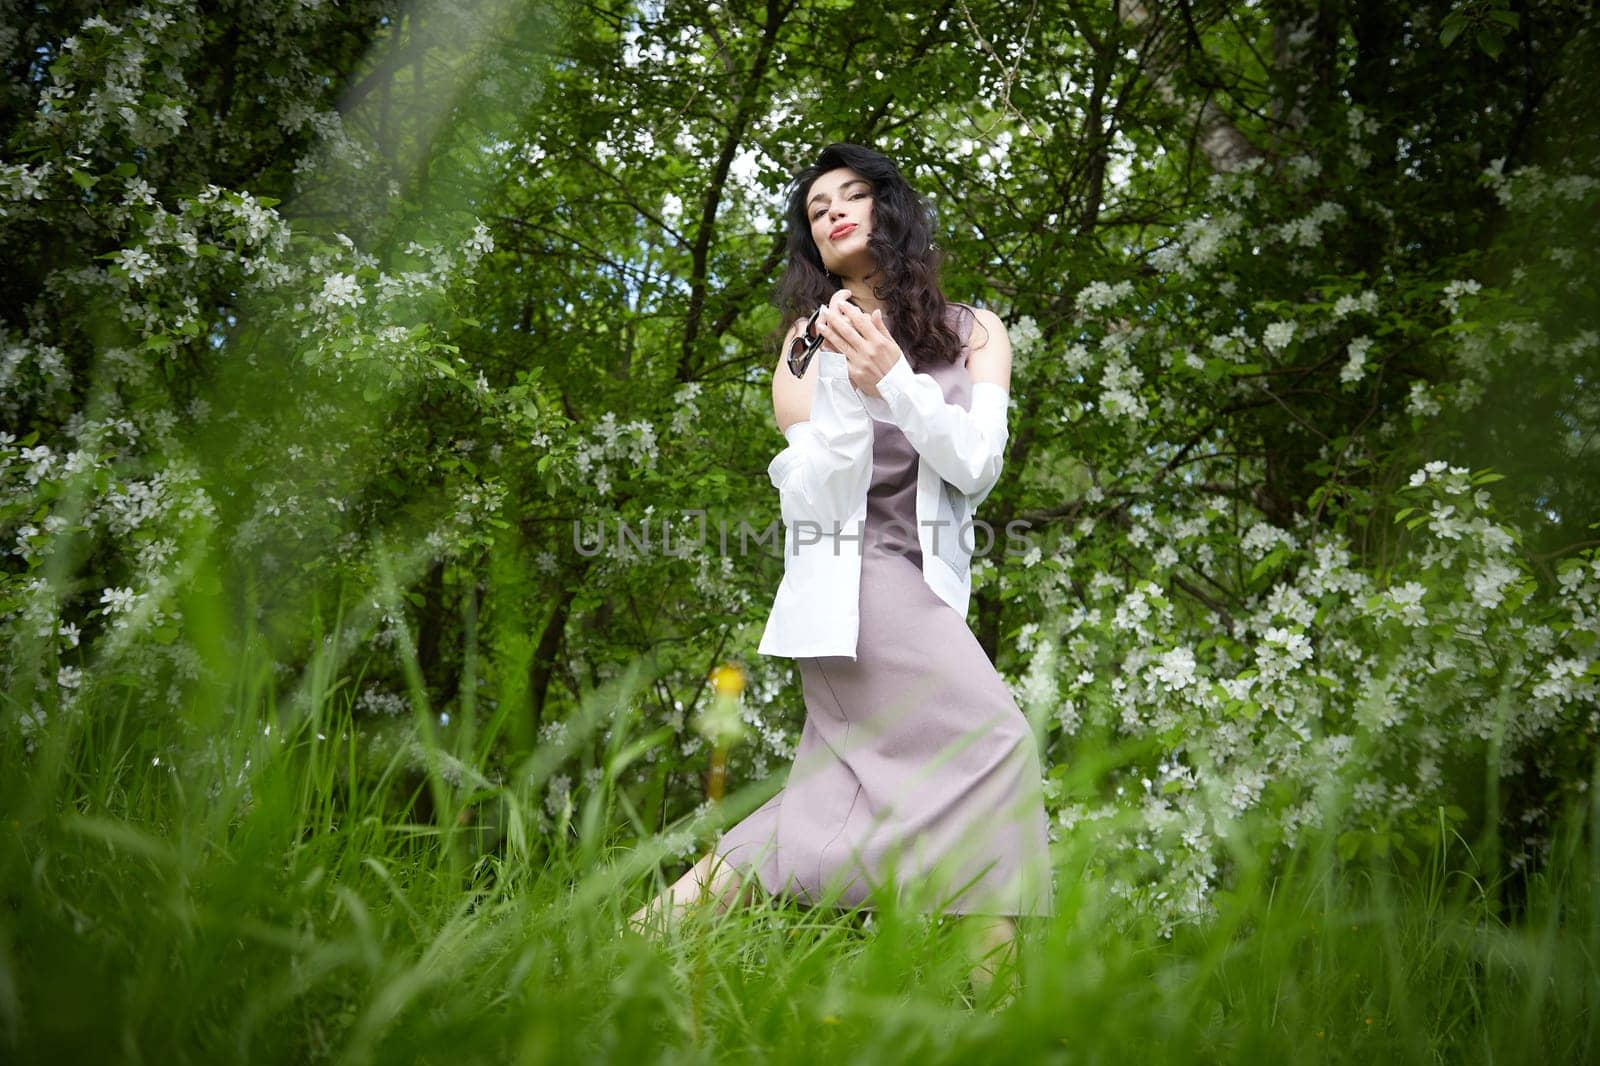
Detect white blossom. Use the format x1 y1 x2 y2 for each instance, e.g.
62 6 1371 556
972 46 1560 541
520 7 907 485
1152 646 1197 691
464 220 495 264
1406 381 1442 417
1381 581 1429 626
113 247 162 285
99 586 138 613
1471 559 1519 609
1332 290 1378 319
319 272 364 309
1441 278 1482 316
1263 321 1296 351
1077 280 1135 313
1341 336 1373 384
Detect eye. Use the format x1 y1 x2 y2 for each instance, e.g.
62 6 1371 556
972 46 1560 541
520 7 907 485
812 191 869 220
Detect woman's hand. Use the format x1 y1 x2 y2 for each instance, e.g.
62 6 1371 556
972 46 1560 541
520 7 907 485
820 289 904 399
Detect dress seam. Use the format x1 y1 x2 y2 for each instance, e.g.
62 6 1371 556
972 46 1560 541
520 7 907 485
811 658 864 895
816 781 864 897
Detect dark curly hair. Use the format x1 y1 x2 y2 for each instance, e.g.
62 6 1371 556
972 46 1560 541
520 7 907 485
768 142 967 373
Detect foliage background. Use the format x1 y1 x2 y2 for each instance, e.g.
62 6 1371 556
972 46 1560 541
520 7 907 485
3 0 1600 1054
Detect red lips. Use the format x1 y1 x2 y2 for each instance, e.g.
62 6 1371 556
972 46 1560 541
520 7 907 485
830 222 857 240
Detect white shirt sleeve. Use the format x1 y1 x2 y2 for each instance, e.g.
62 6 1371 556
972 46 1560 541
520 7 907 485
766 351 874 527
868 352 1010 498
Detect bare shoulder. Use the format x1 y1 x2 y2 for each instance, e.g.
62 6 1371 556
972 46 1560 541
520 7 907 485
965 307 1012 390
964 306 1007 349
771 316 814 435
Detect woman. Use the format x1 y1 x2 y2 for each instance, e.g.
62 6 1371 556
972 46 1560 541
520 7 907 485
629 143 1053 1001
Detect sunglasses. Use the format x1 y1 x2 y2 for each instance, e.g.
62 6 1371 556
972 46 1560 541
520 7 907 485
787 296 861 379
787 305 825 379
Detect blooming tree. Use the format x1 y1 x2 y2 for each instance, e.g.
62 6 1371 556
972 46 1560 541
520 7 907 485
3 0 1597 934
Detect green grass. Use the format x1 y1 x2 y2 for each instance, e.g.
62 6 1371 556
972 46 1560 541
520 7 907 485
3 620 1597 1065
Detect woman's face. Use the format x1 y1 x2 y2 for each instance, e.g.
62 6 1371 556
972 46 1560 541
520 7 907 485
806 166 874 278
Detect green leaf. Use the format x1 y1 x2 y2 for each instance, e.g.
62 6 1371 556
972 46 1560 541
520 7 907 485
1439 14 1467 48
1249 547 1286 583
1476 29 1504 59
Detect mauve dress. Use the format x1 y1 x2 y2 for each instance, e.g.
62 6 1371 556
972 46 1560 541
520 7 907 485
714 303 1055 918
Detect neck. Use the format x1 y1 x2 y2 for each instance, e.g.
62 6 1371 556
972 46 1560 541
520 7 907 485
838 271 885 315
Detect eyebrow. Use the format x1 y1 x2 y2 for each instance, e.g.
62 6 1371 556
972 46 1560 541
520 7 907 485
807 179 869 208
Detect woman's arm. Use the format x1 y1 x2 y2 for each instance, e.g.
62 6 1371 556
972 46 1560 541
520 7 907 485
869 306 1013 499
767 318 875 528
